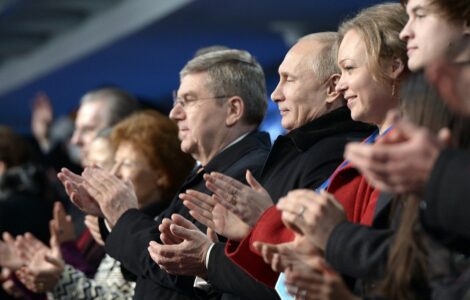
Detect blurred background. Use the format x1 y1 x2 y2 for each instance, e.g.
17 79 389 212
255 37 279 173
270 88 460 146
0 0 385 139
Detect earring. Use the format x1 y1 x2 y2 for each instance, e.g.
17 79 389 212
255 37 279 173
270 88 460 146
391 81 396 97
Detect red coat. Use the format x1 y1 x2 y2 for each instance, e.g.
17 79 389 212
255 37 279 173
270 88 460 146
225 137 383 287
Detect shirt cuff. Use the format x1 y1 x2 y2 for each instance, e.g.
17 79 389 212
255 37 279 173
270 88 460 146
104 219 112 232
193 242 215 290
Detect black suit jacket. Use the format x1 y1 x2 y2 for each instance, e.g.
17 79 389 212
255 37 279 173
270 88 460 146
105 131 271 300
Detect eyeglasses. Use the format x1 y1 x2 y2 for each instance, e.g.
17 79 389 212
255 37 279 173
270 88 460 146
172 90 227 109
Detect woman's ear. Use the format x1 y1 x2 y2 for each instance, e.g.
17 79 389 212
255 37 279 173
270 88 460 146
226 96 244 127
325 74 342 104
389 56 406 80
155 172 170 190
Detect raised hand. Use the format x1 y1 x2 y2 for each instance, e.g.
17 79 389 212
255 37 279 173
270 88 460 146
84 215 104 246
31 92 53 151
344 110 445 195
50 202 76 243
148 214 212 278
57 168 103 217
181 189 251 241
204 170 273 226
82 166 138 227
277 190 346 250
0 232 23 271
253 233 321 273
15 232 64 293
284 256 359 300
1 268 24 298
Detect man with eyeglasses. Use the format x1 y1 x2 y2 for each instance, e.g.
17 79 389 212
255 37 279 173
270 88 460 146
61 48 276 299
149 33 373 299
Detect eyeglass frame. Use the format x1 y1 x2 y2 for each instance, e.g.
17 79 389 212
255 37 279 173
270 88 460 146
172 90 228 109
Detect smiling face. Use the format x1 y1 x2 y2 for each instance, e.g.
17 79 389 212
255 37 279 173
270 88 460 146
399 0 465 71
336 30 399 127
169 72 229 163
270 39 329 131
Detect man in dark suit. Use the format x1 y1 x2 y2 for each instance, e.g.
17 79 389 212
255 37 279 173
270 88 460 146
149 33 372 298
60 48 276 299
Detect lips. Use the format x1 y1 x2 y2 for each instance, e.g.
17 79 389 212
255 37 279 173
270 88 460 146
407 47 417 55
279 108 289 116
345 96 357 109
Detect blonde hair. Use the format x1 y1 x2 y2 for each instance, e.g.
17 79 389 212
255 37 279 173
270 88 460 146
338 3 409 83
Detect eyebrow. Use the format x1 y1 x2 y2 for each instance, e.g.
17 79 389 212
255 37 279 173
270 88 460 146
410 5 428 14
279 71 295 78
338 58 351 65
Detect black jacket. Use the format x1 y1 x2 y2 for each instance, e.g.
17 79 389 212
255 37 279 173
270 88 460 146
0 164 52 243
105 131 271 300
207 107 374 299
325 192 395 281
421 148 470 254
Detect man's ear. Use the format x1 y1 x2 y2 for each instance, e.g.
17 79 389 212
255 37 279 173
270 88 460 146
325 74 342 104
226 96 244 127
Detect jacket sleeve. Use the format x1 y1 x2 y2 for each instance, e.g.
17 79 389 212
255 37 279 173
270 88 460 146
104 209 195 296
207 243 280 300
421 149 470 252
325 221 393 280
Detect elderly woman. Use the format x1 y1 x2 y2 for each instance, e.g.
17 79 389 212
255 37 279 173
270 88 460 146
13 110 195 299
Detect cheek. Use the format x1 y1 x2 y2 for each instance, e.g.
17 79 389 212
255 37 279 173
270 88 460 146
118 169 133 183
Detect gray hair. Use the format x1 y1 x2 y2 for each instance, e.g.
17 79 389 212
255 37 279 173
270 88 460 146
298 32 340 83
80 87 140 127
180 49 267 126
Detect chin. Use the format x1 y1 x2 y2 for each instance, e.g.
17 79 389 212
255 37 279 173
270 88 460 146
350 110 365 123
180 142 192 154
408 58 424 72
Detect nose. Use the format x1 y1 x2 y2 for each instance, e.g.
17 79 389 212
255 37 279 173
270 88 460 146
70 130 82 148
335 75 347 94
111 161 122 178
169 104 185 121
399 19 412 42
270 81 284 103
